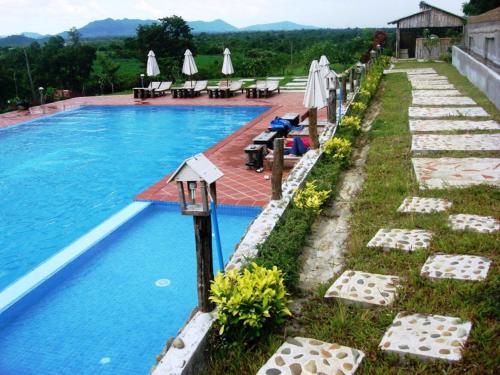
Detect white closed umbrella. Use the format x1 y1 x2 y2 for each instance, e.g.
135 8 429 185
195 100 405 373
319 55 332 96
147 50 160 77
303 60 326 109
182 49 198 88
303 60 326 150
222 48 234 86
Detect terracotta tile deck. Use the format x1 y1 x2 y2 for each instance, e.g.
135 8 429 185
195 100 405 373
1 92 327 207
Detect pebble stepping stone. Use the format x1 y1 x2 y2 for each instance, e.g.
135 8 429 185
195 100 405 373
412 134 500 152
411 83 456 90
421 253 491 281
367 229 432 252
412 96 476 106
409 107 489 118
413 157 500 190
398 197 452 213
324 270 400 307
409 119 500 132
448 214 499 233
412 89 462 97
257 337 365 375
379 313 472 362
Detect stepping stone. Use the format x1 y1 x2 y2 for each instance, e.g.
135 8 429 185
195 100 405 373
408 74 447 80
267 76 284 80
324 270 400 307
292 78 308 82
409 119 500 132
448 214 499 233
285 82 307 86
412 158 500 190
412 89 462 97
421 253 491 281
409 107 489 118
412 96 476 106
410 79 450 86
411 83 456 90
240 78 255 82
398 197 452 213
412 134 500 152
379 313 472 362
257 337 365 375
367 229 432 252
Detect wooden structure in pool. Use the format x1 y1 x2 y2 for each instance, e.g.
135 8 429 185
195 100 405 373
389 1 465 59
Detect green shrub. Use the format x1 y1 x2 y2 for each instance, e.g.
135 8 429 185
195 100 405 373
324 137 352 162
340 115 362 131
210 263 291 339
294 181 331 214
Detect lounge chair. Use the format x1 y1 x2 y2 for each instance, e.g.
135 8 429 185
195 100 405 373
133 82 161 99
258 80 280 98
153 81 172 97
192 80 208 96
172 81 196 98
228 80 243 96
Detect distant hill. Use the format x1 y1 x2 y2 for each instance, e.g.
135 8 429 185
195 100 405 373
0 18 320 46
241 21 317 32
189 19 238 33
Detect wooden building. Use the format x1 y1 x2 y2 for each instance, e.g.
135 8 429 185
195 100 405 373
389 1 465 59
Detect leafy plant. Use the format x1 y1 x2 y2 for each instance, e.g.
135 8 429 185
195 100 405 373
210 263 291 339
294 181 331 213
324 137 352 162
340 115 362 131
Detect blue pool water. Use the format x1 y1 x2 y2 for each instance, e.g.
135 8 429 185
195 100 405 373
0 203 259 374
0 105 268 290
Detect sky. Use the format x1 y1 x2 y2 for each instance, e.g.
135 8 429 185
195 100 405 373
0 0 464 35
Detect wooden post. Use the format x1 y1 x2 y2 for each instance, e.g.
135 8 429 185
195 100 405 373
327 89 337 124
193 215 214 312
308 107 319 149
271 138 284 200
349 69 354 93
342 75 347 104
396 27 400 59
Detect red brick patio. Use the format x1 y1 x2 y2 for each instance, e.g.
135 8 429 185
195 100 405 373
0 93 326 207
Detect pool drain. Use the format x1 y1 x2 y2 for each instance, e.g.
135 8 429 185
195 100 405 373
155 278 171 287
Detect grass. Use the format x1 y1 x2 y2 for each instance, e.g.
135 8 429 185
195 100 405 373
207 61 499 374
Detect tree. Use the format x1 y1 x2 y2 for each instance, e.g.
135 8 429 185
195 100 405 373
67 27 82 46
95 52 120 93
462 0 498 16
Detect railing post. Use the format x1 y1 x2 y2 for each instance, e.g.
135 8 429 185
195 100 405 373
271 138 284 200
308 107 319 150
342 74 347 104
349 68 354 93
327 89 337 124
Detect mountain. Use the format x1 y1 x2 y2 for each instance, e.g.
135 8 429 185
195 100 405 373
74 18 156 38
241 21 317 31
0 34 36 47
0 18 320 45
188 19 238 33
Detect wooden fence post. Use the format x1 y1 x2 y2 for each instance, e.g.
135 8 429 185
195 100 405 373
308 107 319 149
327 89 336 124
193 215 214 312
349 68 354 93
271 138 284 200
342 75 347 104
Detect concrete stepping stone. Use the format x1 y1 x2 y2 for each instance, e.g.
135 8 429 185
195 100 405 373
413 158 500 190
411 83 456 90
409 107 488 118
412 96 476 106
285 82 307 86
398 197 452 213
292 78 308 82
448 214 499 233
324 270 400 307
409 119 500 132
421 253 491 281
410 79 450 86
240 78 255 82
367 229 432 252
406 69 437 75
267 76 284 80
412 134 500 152
257 337 365 375
408 74 446 80
379 313 472 362
413 89 462 97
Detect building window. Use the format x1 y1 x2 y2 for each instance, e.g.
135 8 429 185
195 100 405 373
485 37 494 61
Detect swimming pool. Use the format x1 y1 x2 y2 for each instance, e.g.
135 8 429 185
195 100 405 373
0 105 268 290
0 202 259 374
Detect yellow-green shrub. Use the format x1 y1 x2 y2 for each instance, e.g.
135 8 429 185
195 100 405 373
351 101 367 116
210 263 291 339
294 181 331 213
324 137 352 162
340 115 362 131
